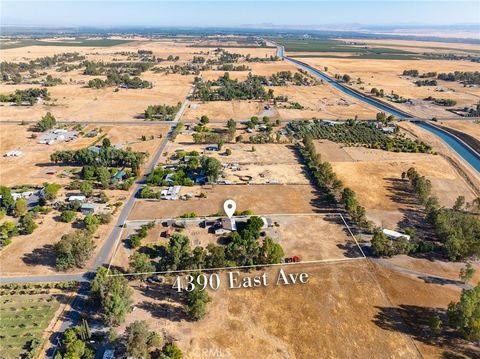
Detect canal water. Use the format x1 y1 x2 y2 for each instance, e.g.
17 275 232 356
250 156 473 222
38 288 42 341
415 122 480 173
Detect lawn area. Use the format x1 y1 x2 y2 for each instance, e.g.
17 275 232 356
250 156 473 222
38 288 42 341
0 294 63 358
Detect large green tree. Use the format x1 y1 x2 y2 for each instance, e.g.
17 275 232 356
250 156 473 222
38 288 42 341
37 112 56 132
55 230 95 270
447 284 480 341
90 267 133 326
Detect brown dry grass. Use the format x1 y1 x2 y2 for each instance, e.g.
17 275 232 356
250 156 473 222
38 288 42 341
437 120 480 139
125 261 420 358
128 184 329 220
372 262 479 358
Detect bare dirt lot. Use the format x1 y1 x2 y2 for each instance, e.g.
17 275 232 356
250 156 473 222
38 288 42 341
128 184 331 220
124 260 421 358
315 140 477 228
297 57 480 119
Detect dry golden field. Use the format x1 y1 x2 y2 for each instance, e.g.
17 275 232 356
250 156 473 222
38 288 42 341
124 261 427 359
437 120 480 138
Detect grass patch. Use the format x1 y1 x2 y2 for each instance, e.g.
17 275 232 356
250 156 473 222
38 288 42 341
0 294 63 358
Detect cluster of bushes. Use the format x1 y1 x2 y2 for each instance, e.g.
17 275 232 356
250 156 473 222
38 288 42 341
152 63 211 75
298 137 372 231
215 50 243 63
415 79 437 86
217 63 250 71
55 320 95 358
42 74 63 86
288 120 432 153
245 55 279 62
424 96 457 106
129 222 155 248
0 88 50 105
437 71 480 85
423 53 480 63
90 266 133 326
36 111 56 131
370 87 385 97
0 281 78 296
88 72 152 89
405 167 480 261
144 102 181 120
192 72 274 101
54 229 96 271
402 69 438 78
80 162 133 189
370 229 423 257
50 145 146 172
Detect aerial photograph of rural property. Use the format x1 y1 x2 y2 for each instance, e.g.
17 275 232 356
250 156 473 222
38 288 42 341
0 0 479 358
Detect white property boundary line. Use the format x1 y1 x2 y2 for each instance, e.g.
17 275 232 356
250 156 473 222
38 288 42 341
106 212 366 277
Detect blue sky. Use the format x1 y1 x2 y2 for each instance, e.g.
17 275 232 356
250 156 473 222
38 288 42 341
1 1 479 27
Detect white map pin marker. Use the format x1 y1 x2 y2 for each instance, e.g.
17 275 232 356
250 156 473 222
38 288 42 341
223 199 236 218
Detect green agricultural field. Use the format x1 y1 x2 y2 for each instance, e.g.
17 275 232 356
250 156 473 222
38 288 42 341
271 37 421 59
0 38 133 49
271 37 366 53
0 294 63 358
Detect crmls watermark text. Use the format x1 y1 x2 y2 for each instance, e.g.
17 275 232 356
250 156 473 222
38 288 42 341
191 347 232 358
